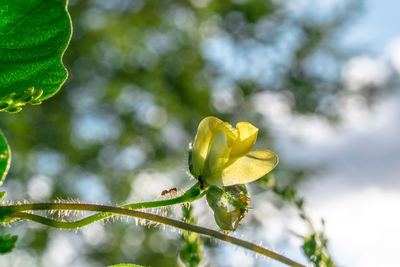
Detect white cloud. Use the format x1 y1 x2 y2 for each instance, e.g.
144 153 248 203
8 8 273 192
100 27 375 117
305 186 400 267
387 37 400 73
342 56 390 91
254 79 400 267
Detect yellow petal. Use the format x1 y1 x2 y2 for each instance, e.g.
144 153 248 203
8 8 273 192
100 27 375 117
215 122 239 146
205 150 278 186
230 122 258 158
192 116 222 176
205 132 232 176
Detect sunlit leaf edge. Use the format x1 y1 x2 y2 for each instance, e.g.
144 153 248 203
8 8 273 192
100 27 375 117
0 131 11 186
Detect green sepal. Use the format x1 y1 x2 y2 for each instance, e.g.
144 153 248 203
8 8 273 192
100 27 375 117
206 185 251 232
188 143 195 177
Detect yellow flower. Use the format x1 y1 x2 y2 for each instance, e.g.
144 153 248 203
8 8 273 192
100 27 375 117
191 116 278 187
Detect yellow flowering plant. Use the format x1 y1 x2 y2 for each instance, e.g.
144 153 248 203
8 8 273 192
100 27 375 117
0 115 310 267
190 116 278 187
0 115 314 267
0 0 330 262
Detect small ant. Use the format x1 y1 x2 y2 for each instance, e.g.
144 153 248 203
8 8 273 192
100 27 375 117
161 187 177 196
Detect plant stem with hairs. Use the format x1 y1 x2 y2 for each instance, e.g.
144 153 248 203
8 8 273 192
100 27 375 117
0 201 305 267
1 183 205 228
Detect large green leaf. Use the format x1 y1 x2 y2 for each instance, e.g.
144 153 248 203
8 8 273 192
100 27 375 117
0 0 72 113
0 131 10 186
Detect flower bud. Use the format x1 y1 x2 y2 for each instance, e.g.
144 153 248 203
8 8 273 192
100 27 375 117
206 185 250 233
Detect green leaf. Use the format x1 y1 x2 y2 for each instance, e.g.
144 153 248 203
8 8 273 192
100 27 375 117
0 234 18 254
0 0 72 113
0 131 10 186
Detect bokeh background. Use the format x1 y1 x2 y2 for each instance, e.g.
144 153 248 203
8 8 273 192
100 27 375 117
1 0 399 266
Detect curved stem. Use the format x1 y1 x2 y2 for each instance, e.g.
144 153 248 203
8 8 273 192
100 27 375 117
0 183 205 228
9 206 305 267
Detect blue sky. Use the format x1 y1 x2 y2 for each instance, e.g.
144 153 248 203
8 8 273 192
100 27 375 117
341 0 400 54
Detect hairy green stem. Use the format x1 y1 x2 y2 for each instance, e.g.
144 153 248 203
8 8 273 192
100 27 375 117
0 183 205 228
8 205 305 267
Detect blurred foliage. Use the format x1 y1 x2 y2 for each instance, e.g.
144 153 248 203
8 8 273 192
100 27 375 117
0 0 378 266
302 232 335 267
179 203 203 267
271 176 336 267
0 234 18 254
108 264 144 267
